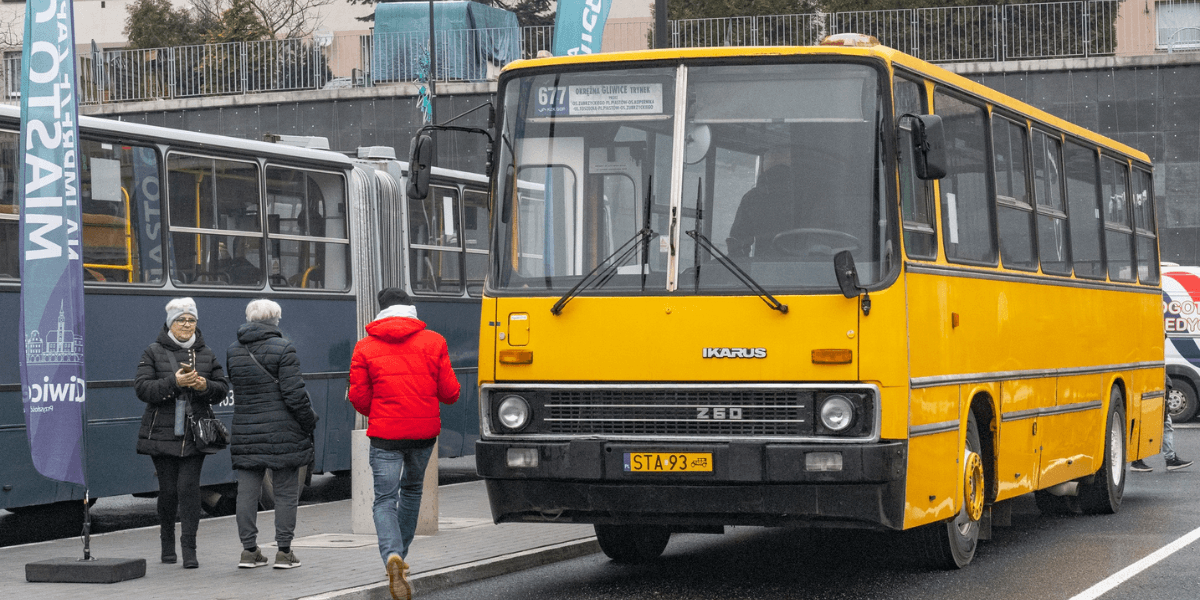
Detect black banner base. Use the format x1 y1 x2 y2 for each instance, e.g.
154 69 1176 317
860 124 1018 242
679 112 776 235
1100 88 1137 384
25 557 147 584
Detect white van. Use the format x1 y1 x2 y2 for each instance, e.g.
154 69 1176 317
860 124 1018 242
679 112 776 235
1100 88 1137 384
1163 264 1200 421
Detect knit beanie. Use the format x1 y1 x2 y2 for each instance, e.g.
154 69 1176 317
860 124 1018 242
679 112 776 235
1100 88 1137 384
377 287 411 309
165 297 198 325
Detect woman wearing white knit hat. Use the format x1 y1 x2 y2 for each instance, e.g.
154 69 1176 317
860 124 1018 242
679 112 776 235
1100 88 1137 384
134 297 231 568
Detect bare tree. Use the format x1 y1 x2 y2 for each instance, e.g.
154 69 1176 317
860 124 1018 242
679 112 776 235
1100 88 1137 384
190 0 336 39
0 6 23 49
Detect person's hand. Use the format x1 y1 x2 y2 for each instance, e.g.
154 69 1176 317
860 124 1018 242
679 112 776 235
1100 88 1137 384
175 367 199 388
191 376 208 392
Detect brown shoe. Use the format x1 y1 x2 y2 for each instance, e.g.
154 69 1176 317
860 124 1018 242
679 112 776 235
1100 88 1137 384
386 554 412 600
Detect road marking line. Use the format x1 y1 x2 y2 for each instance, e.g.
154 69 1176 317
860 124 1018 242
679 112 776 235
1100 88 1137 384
1068 524 1200 600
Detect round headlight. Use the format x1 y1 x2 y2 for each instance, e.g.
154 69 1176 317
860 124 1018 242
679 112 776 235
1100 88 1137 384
820 395 855 432
497 395 530 431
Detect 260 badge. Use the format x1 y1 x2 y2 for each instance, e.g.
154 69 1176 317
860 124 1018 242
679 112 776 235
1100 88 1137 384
624 452 713 472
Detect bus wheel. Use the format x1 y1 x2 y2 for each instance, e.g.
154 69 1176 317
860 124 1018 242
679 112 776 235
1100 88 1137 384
594 524 670 564
1079 389 1126 515
915 412 982 569
1168 377 1198 423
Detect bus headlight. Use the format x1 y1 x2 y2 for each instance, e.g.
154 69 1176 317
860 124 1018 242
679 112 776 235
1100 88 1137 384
497 395 531 431
819 395 855 432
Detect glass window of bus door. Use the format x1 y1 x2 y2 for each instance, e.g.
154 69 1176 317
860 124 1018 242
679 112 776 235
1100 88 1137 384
681 62 886 291
1063 141 1105 280
409 183 463 295
264 166 349 290
895 75 936 260
79 138 166 285
492 67 676 294
463 187 489 296
0 130 17 279
992 115 1036 271
1032 130 1070 275
167 153 263 287
1100 157 1135 282
934 90 996 266
1131 168 1159 284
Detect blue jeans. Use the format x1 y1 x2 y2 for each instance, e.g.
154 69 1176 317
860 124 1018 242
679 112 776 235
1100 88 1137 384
1163 412 1176 461
369 444 434 565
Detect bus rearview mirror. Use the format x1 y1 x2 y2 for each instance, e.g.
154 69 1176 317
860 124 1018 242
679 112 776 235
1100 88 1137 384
906 114 947 180
834 250 861 299
407 133 434 200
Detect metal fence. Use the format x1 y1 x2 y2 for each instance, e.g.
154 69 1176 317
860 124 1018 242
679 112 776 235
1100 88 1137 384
0 0 1196 105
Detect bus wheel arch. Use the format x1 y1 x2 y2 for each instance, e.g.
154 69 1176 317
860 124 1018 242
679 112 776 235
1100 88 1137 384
1078 385 1126 515
969 396 999 504
911 409 984 569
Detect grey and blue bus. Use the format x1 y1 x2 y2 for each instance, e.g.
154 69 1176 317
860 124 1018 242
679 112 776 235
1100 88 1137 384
0 105 486 513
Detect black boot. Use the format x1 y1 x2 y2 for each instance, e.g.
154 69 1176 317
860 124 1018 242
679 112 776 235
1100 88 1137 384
181 535 198 569
160 525 177 564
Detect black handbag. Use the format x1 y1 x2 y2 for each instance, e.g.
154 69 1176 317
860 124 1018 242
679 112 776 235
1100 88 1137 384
190 406 230 454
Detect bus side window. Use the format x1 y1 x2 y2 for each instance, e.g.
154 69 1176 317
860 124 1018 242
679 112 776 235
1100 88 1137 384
1100 157 1134 282
266 166 349 290
894 76 936 260
992 117 1036 271
1032 131 1070 275
0 130 18 279
167 153 263 287
934 90 996 266
1063 142 1104 280
1131 168 1158 284
80 139 165 284
464 187 489 297
409 183 463 295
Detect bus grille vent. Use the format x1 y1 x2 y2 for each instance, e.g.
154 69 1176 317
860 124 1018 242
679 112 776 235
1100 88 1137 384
539 389 812 436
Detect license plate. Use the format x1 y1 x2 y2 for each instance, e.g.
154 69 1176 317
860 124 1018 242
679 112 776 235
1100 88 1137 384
624 452 713 472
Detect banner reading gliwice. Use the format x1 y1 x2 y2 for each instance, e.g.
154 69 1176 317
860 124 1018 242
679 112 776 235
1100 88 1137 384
18 0 86 486
552 0 612 56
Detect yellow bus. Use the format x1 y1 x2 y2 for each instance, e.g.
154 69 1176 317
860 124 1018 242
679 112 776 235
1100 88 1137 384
455 34 1164 569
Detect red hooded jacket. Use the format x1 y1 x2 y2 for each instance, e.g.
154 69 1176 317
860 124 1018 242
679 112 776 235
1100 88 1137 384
348 311 460 441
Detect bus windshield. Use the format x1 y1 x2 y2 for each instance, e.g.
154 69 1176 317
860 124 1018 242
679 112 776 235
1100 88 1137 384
492 60 892 294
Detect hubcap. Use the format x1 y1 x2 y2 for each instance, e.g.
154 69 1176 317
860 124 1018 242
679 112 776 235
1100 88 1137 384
1110 417 1124 486
963 450 985 522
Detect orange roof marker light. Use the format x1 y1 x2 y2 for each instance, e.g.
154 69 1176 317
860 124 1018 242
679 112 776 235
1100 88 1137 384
819 33 881 47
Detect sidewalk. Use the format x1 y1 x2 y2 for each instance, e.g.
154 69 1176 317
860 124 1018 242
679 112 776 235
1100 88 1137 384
0 479 599 600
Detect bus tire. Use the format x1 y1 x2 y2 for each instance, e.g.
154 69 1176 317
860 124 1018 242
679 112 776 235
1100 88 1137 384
914 412 982 569
1168 377 1198 423
1078 388 1126 515
594 524 670 564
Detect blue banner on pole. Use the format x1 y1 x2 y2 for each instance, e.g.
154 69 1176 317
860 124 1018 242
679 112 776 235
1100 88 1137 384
552 0 612 56
18 0 86 486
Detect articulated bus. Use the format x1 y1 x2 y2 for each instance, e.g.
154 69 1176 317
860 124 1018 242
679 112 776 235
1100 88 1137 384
469 36 1163 568
0 106 486 514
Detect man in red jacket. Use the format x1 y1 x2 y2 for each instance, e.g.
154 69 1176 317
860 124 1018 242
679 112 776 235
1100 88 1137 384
349 288 459 600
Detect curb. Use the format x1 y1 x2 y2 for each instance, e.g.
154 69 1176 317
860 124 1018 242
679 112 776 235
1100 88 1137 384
300 537 600 600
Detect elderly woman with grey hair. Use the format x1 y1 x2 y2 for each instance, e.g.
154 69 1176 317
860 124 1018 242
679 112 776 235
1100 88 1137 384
226 299 318 570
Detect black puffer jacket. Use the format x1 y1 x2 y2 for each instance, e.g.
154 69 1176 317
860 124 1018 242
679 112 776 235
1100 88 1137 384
226 322 318 470
135 326 231 457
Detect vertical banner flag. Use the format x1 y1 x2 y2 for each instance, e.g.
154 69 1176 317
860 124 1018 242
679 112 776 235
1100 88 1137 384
19 0 86 485
552 0 612 56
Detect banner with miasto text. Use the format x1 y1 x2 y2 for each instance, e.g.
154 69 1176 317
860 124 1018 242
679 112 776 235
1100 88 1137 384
552 0 612 56
19 0 86 486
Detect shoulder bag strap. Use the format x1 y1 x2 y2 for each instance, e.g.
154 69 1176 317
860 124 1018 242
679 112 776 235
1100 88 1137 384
237 341 279 384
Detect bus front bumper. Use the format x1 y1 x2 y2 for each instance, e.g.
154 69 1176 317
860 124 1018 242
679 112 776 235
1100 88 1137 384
476 439 908 530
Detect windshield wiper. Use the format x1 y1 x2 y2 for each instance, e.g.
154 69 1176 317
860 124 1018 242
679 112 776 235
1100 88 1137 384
550 227 656 316
686 230 788 314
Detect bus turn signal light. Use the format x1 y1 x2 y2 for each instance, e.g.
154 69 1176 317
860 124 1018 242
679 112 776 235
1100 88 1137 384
812 349 853 364
499 349 534 364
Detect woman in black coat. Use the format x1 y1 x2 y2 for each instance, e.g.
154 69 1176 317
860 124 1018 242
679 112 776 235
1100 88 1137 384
135 297 230 569
226 299 318 569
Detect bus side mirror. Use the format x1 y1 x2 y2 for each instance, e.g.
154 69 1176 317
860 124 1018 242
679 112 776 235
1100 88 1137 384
904 114 947 181
834 250 861 299
407 133 434 200
834 250 871 316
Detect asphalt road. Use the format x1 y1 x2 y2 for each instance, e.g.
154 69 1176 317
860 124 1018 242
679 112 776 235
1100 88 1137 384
417 425 1200 600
